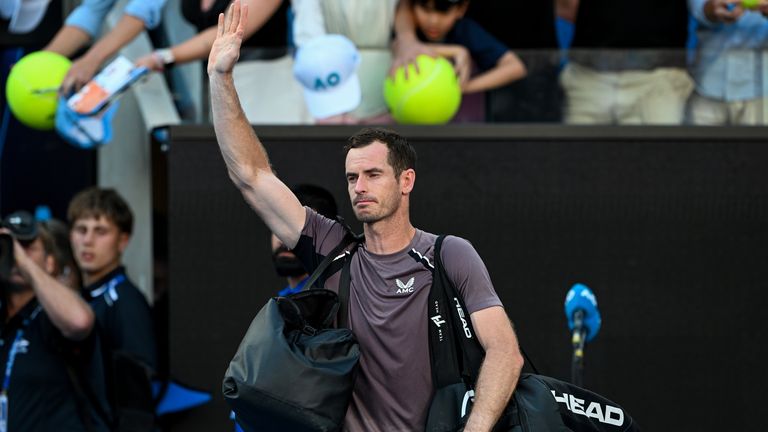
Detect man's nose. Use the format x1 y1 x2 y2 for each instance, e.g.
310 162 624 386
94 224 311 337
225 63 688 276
354 177 367 194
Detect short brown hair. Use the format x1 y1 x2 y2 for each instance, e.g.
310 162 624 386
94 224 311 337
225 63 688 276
344 128 417 177
67 187 133 234
36 222 56 257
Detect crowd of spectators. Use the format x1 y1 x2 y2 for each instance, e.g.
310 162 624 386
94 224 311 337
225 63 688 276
2 0 764 125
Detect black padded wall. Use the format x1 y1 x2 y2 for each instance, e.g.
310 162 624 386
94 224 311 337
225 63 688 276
166 126 768 431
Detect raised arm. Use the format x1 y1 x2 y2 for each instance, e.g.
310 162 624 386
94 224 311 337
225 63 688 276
136 0 282 71
464 306 524 431
4 230 94 341
207 1 305 248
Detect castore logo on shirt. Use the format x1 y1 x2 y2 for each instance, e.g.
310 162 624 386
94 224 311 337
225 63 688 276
395 277 415 294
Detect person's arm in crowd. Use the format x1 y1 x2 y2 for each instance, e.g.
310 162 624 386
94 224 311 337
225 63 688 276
695 0 745 24
426 44 526 94
44 25 92 58
391 0 437 77
757 0 768 17
46 0 166 94
555 0 579 23
462 51 526 94
60 15 146 95
291 0 326 48
208 1 306 248
136 0 281 72
463 306 524 432
1 230 94 341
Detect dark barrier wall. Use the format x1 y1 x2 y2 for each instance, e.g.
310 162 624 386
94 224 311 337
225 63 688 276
165 125 768 431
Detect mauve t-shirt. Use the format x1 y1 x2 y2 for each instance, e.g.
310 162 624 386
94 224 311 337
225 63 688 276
293 207 502 431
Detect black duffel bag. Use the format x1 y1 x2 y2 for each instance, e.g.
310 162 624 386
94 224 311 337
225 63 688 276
223 233 361 432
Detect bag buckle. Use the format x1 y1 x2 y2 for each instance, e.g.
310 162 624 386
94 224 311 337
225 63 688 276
302 325 318 336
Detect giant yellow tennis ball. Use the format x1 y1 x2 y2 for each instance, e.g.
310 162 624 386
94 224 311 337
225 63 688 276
5 51 71 130
742 0 759 9
384 55 462 125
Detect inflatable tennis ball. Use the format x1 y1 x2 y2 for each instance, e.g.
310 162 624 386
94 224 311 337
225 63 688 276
384 55 462 125
5 51 71 130
742 0 759 9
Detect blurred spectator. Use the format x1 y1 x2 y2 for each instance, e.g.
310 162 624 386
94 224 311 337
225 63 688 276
293 0 398 123
410 0 527 122
555 0 578 49
68 187 156 369
68 187 157 428
135 0 286 72
40 218 82 290
44 0 168 95
411 0 526 94
394 0 549 122
274 184 338 295
0 211 110 431
561 0 694 124
688 0 768 125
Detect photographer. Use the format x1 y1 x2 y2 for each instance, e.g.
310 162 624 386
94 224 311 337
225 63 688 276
0 211 109 431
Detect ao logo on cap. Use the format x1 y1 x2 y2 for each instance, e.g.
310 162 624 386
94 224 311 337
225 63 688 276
293 34 362 118
314 72 342 91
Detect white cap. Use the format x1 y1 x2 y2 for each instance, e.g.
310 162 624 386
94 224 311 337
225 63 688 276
293 34 361 119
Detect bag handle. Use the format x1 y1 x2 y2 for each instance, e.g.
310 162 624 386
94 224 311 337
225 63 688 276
301 232 359 292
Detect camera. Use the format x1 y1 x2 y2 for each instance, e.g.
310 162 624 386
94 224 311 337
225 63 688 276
0 211 38 280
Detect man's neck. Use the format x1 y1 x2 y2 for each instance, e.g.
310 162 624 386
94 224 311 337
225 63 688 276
83 262 122 287
287 274 308 288
363 211 416 255
5 289 35 322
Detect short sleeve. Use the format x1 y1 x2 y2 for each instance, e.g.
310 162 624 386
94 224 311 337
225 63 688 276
440 236 503 314
65 0 118 37
293 207 348 277
65 0 165 36
124 0 167 30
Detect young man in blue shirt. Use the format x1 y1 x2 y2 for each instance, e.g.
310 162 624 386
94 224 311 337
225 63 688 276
67 188 157 371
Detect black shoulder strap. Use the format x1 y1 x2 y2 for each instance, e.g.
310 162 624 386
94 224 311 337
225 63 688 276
338 241 361 328
430 235 539 385
301 232 359 291
431 235 486 385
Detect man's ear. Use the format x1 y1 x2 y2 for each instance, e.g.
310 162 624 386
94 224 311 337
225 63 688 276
400 169 416 194
118 232 130 254
44 255 56 275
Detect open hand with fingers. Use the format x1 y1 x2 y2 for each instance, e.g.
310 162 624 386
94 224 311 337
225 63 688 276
208 0 249 76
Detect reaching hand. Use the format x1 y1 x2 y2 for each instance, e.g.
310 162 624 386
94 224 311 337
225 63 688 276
390 37 437 79
208 0 248 76
59 55 101 96
756 0 768 17
452 46 471 90
706 0 745 23
135 53 164 72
